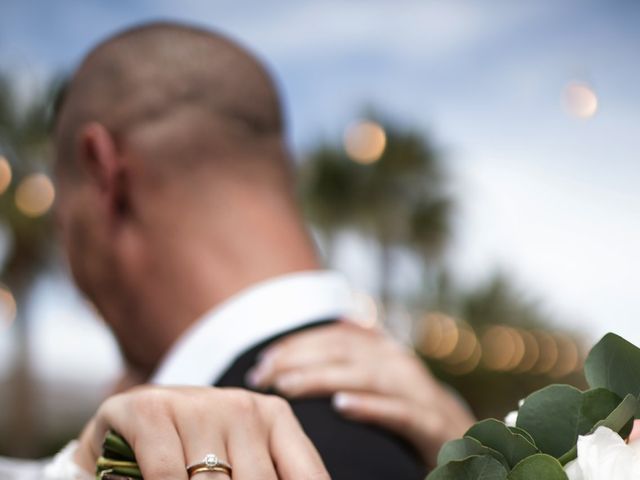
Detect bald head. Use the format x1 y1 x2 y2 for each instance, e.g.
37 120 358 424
55 22 290 186
52 23 320 374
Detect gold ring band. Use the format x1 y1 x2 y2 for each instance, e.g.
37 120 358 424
188 465 232 477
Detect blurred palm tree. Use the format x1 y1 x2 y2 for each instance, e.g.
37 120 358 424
459 272 556 331
300 116 453 306
0 73 58 456
299 143 360 259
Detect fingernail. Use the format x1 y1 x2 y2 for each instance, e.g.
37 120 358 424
247 353 275 388
245 368 261 388
255 352 274 374
333 392 354 411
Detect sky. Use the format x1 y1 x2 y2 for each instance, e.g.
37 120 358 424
0 0 639 382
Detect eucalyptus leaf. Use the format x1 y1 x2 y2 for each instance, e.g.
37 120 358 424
507 427 536 447
585 333 640 403
437 437 508 469
507 454 568 479
465 419 538 468
592 393 638 436
427 454 508 480
557 393 638 465
516 385 621 458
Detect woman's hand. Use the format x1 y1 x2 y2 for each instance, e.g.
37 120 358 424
247 321 475 467
74 386 329 480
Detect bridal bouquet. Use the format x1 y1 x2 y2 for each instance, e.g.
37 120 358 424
96 432 141 479
427 333 640 479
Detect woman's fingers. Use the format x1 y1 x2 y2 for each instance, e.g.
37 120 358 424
95 391 189 480
222 393 279 480
81 387 329 480
172 391 233 480
226 431 278 480
248 322 387 389
332 392 421 435
263 396 330 480
247 348 345 390
271 364 376 398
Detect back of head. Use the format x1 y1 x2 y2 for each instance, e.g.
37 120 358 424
55 21 293 194
52 22 318 374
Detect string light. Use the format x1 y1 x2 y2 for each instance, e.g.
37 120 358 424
419 313 444 356
427 313 460 359
442 323 478 365
530 330 559 375
563 81 598 119
503 328 526 371
442 324 482 375
419 313 584 378
549 334 580 378
344 120 386 164
481 326 518 371
0 156 12 194
513 330 540 373
0 286 17 331
15 173 55 217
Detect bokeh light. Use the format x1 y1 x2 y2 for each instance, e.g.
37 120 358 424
513 330 540 373
419 313 443 356
441 324 482 375
419 314 483 375
420 317 584 377
445 341 482 375
549 334 580 378
443 324 478 364
0 286 17 331
481 326 518 371
563 81 598 119
15 173 55 217
530 330 559 375
503 328 526 371
344 120 386 164
421 313 460 359
0 156 12 194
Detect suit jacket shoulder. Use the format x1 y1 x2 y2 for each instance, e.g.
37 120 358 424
215 321 427 479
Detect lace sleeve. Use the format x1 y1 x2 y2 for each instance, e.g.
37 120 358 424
42 441 93 480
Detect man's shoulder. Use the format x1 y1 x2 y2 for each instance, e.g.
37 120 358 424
215 322 427 480
288 396 427 479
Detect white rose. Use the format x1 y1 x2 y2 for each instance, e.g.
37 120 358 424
504 410 518 428
504 399 524 428
564 426 640 479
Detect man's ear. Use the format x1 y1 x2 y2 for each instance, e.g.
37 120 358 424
78 122 130 218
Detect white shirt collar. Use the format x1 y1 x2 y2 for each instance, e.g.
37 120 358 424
150 270 352 386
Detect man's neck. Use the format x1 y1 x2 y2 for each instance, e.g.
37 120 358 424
117 222 321 379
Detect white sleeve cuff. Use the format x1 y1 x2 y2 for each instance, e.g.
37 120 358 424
42 441 94 480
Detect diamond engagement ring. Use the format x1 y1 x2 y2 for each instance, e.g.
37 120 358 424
187 454 233 477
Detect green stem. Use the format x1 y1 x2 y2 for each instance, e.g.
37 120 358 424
103 431 135 460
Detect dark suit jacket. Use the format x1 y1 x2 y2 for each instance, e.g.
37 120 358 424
216 320 428 479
